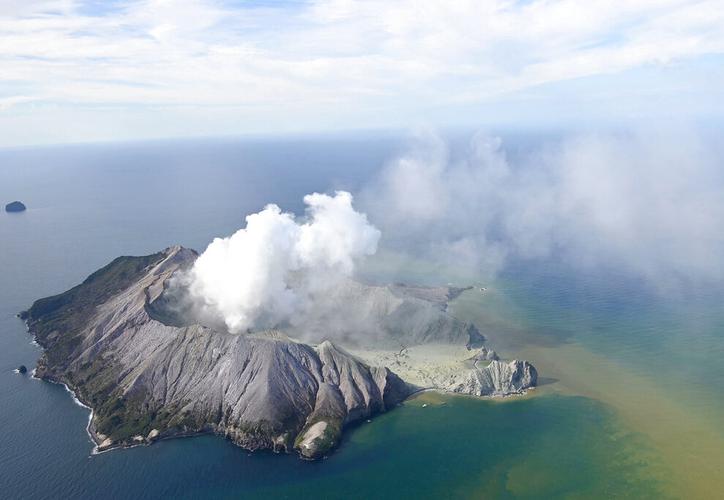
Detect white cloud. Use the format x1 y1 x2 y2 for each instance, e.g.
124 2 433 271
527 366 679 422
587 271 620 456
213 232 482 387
188 191 380 332
1 0 723 145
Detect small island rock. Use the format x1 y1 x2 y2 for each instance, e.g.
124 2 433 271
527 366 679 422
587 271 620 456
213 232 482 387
5 201 26 212
18 365 27 374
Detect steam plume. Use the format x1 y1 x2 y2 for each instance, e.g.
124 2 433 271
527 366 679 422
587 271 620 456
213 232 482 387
362 127 724 289
188 191 379 332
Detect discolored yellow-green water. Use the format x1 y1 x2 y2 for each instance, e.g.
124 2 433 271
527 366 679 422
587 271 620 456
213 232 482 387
450 283 724 499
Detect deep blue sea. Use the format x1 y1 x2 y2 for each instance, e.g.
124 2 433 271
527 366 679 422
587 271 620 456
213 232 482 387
1 133 723 499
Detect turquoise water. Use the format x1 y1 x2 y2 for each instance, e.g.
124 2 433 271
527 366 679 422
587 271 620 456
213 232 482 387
1 135 721 498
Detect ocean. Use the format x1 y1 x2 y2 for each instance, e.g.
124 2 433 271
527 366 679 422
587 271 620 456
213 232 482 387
1 133 722 499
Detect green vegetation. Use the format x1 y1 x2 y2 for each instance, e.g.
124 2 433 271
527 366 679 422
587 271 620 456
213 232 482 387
25 252 164 368
24 252 167 443
294 416 343 458
94 391 152 441
310 420 342 456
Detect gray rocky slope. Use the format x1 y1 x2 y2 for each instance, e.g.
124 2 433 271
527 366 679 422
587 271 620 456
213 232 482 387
446 358 537 397
23 246 536 459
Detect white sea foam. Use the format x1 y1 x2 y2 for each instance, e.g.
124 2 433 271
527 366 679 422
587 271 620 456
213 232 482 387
63 383 91 410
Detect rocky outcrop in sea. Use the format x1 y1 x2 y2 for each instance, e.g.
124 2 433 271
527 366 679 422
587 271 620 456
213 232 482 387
5 201 26 212
446 359 537 396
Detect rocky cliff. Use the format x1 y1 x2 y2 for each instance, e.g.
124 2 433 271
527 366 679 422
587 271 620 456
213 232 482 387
445 359 537 397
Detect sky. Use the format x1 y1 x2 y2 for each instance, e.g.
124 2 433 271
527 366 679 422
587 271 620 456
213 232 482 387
1 0 724 147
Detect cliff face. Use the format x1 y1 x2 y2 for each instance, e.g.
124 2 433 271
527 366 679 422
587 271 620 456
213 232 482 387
24 245 537 459
446 359 538 397
25 246 410 459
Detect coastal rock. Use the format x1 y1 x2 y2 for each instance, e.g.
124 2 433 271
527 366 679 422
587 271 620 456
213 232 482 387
17 365 27 374
446 359 537 397
296 421 332 459
98 438 114 451
5 201 26 212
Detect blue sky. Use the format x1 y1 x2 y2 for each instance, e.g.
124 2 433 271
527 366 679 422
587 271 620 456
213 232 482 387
1 0 723 146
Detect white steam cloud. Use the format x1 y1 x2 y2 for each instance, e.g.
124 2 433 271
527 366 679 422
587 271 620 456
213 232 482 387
188 191 380 332
363 127 724 289
181 128 722 334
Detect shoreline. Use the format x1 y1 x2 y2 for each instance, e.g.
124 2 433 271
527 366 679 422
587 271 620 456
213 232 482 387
22 318 109 455
31 346 532 458
32 372 103 454
22 311 532 461
41 364 532 458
